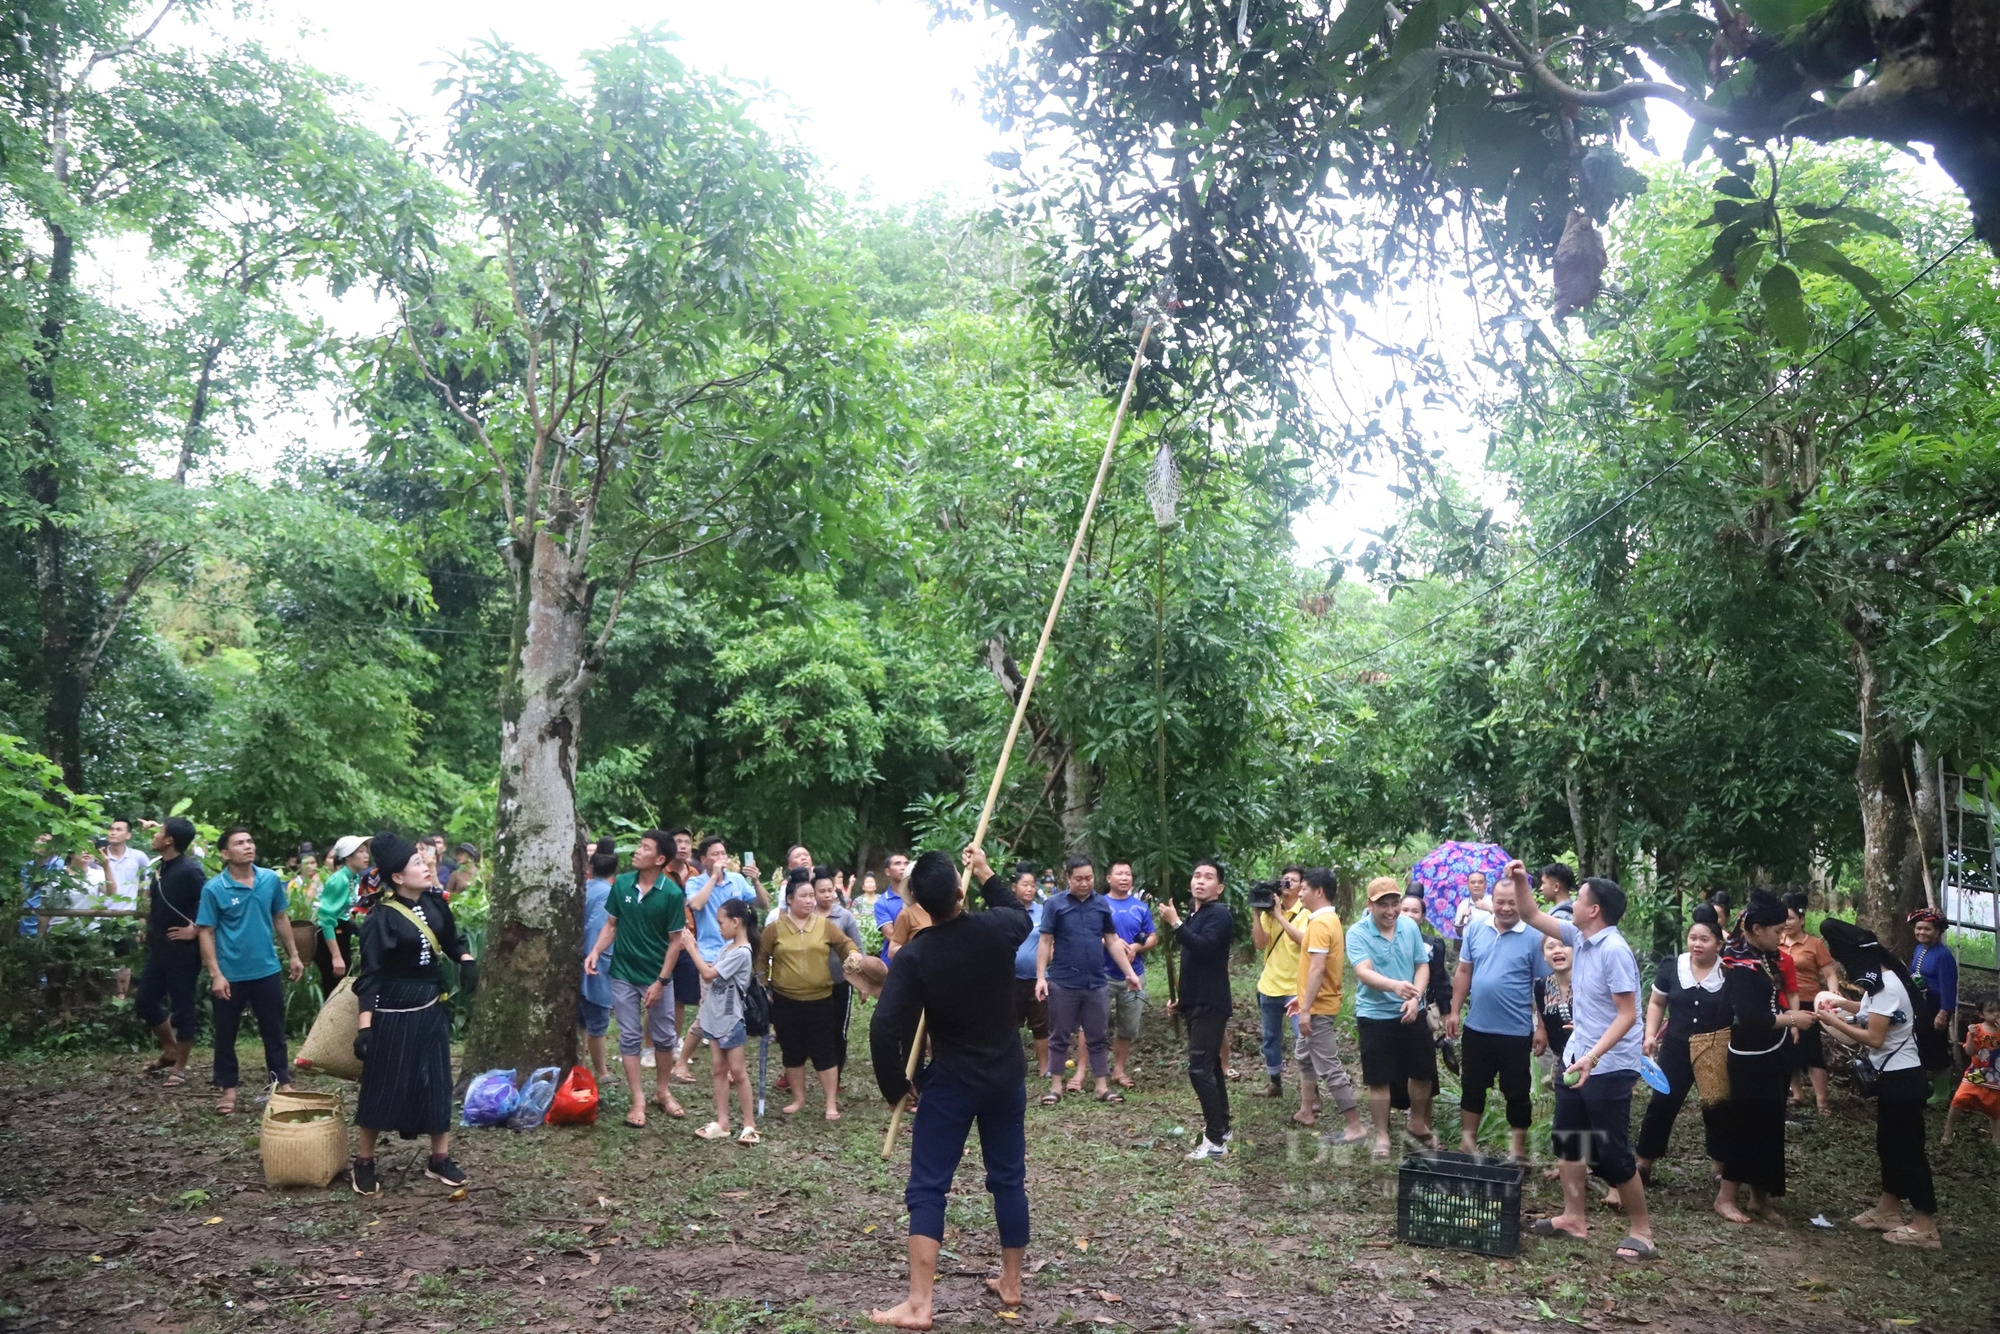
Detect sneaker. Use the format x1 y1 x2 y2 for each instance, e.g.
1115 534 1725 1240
351 1158 381 1196
425 1155 469 1188
1185 1137 1229 1161
640 1047 657 1069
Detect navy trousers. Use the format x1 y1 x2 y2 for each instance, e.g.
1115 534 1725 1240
906 1066 1029 1249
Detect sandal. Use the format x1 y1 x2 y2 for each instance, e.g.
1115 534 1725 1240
1881 1225 1941 1250
1039 1092 1061 1107
695 1121 732 1141
142 1055 175 1076
161 1071 187 1088
1529 1218 1583 1239
735 1127 761 1145
214 1089 238 1116
1614 1235 1659 1261
1851 1209 1901 1232
1096 1091 1124 1105
624 1109 647 1128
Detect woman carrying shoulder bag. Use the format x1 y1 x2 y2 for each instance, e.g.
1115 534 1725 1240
1714 891 1819 1225
1634 904 1730 1185
1819 919 1940 1250
350 833 477 1196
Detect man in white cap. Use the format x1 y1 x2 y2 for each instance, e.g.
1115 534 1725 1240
313 835 369 998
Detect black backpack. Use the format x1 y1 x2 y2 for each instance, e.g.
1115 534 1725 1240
742 972 771 1038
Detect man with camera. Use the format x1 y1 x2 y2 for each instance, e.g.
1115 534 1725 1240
1447 872 1549 1161
1287 868 1367 1142
1250 868 1308 1103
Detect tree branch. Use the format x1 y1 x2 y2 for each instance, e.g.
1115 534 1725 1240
1475 0 1724 121
398 311 518 538
83 0 179 76
81 542 187 679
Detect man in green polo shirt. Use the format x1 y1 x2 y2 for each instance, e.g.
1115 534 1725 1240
585 828 687 1127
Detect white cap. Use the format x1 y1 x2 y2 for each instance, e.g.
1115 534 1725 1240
331 835 368 862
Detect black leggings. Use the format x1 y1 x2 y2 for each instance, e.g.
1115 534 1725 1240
312 920 354 999
1636 1036 1723 1163
1877 1094 1937 1214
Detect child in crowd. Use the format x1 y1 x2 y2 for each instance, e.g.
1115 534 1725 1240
1941 994 2000 1147
682 899 761 1145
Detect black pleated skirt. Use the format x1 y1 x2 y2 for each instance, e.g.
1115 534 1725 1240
356 977 453 1136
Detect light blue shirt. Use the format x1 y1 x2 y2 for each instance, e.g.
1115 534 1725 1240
581 876 613 1008
687 870 756 963
1556 919 1642 1073
1461 918 1550 1038
1014 900 1047 980
1346 914 1431 1020
195 867 288 983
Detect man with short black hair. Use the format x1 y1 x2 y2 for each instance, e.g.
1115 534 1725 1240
196 826 305 1115
1514 862 1656 1260
100 817 150 997
1252 867 1310 1103
1539 863 1577 919
869 845 1034 1329
585 830 687 1126
1155 859 1234 1159
1035 856 1142 1105
1101 859 1156 1088
874 852 910 961
136 817 204 1083
1289 868 1367 1142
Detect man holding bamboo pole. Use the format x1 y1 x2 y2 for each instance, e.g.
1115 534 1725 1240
868 844 1034 1330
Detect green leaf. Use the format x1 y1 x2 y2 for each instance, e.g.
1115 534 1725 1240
1760 262 1810 351
1795 204 1903 240
1735 0 1832 30
1328 0 1389 55
1714 175 1757 200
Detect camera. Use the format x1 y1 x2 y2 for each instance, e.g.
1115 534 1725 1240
1246 879 1280 912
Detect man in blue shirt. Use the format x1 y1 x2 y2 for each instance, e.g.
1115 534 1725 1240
1346 877 1438 1156
1008 863 1050 1081
874 851 910 962
1035 856 1142 1104
195 826 305 1115
1514 860 1656 1261
579 844 618 1086
1101 859 1157 1089
1447 874 1550 1160
672 835 759 1084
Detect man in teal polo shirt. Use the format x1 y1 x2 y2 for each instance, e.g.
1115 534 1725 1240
585 829 687 1127
1346 877 1438 1156
196 826 305 1115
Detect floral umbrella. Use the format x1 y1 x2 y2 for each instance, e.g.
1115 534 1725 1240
1408 841 1514 939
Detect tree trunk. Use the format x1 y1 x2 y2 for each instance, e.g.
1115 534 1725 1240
1060 744 1093 858
1849 627 1930 953
1564 771 1621 881
465 527 587 1072
29 222 83 790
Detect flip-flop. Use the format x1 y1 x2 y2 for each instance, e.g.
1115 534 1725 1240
161 1071 186 1088
735 1127 761 1145
1881 1225 1941 1250
1039 1093 1061 1107
695 1121 731 1140
1325 1130 1370 1146
1529 1218 1582 1239
1614 1235 1659 1261
1096 1091 1124 1104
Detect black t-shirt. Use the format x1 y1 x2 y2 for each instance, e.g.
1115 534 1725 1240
146 853 208 960
1654 955 1732 1041
870 874 1032 1105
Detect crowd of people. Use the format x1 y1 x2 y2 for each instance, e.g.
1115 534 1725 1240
15 816 1996 1279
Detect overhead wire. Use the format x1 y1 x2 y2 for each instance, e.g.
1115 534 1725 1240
1304 227 1982 686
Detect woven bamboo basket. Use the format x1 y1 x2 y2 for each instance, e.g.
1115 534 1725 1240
261 1088 347 1188
291 921 319 967
294 976 361 1080
1688 1030 1732 1103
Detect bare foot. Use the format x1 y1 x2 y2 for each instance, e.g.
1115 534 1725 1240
1293 1109 1318 1127
985 1276 1022 1307
1065 1077 1084 1093
782 1099 805 1115
1940 1130 1955 1146
1112 1073 1134 1089
869 1300 934 1330
669 1066 697 1085
1714 1200 1753 1225
625 1107 647 1128
1759 1206 1786 1227
825 1107 842 1122
656 1094 685 1118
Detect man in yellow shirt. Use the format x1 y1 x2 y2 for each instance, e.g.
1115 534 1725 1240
1252 867 1310 1101
1286 868 1366 1143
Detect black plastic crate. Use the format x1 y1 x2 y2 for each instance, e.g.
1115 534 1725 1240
1395 1151 1524 1257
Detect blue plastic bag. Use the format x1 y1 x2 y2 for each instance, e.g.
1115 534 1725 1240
460 1068 521 1127
508 1066 561 1130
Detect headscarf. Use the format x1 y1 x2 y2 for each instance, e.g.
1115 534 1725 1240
1739 889 1787 930
1821 918 1918 997
371 832 418 881
1905 907 1945 930
1722 890 1788 980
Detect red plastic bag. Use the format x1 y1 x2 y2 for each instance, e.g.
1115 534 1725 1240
546 1064 599 1127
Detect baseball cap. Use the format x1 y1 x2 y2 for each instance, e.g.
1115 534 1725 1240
1369 882 1406 903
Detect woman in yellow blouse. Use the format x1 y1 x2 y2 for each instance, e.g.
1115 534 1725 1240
756 875 860 1120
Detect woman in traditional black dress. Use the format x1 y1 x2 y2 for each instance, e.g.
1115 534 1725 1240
1635 904 1730 1182
1714 890 1819 1225
350 833 477 1196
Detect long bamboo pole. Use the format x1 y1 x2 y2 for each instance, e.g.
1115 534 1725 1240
882 322 1156 1159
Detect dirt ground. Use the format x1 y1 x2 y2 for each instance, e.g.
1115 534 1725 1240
2 997 1994 1334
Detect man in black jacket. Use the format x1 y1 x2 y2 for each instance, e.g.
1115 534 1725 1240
1156 858 1235 1160
869 845 1032 1330
134 817 205 1083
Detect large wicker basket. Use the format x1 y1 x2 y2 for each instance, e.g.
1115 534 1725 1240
261 1088 348 1188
